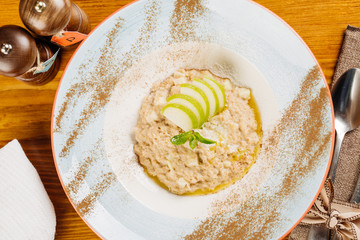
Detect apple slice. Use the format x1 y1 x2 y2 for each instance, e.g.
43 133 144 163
192 78 219 117
161 103 199 131
180 83 210 120
167 94 205 125
203 76 226 110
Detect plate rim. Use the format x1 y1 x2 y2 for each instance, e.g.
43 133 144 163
50 0 335 239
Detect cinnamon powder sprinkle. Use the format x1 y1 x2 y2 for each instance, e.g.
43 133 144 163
65 155 93 194
58 19 125 158
58 0 162 158
169 0 208 41
76 172 117 216
65 139 102 195
185 66 333 239
57 0 162 217
121 0 160 70
63 139 117 217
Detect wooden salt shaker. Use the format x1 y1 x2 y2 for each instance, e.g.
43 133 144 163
19 0 90 45
0 25 60 85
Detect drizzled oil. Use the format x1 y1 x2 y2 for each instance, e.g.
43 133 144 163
184 90 262 196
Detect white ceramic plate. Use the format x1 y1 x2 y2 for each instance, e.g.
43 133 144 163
52 0 334 239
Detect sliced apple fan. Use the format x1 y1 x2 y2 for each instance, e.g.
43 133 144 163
161 76 226 131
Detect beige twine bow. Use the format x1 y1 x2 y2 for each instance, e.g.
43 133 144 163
27 49 44 74
301 179 360 240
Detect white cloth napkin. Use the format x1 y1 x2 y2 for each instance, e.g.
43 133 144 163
0 140 56 240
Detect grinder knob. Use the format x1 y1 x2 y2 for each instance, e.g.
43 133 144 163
0 25 37 77
19 0 90 37
0 25 60 85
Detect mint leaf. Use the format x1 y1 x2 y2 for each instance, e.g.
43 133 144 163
170 131 193 145
170 131 216 149
189 135 198 149
194 132 216 144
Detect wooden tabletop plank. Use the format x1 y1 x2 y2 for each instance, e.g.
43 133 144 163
0 0 358 239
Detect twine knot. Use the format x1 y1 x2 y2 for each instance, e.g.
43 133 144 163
301 179 360 240
327 210 340 229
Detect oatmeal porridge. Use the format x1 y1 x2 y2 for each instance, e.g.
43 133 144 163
134 69 261 195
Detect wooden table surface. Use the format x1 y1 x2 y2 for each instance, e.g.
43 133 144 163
0 0 358 239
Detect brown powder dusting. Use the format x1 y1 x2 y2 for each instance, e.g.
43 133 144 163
58 19 125 157
121 0 160 70
185 66 333 239
54 19 124 134
55 89 74 130
63 138 117 217
65 156 93 194
169 0 208 41
56 1 163 217
54 80 98 132
58 0 162 158
54 21 120 133
64 139 102 195
75 172 117 216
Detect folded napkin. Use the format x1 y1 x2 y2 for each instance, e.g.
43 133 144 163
0 140 56 240
290 25 360 239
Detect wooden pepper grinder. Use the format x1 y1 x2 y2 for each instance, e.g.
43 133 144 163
19 0 90 46
0 25 60 85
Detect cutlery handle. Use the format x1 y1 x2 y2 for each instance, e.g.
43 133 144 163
307 225 330 240
307 131 345 240
328 130 345 182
